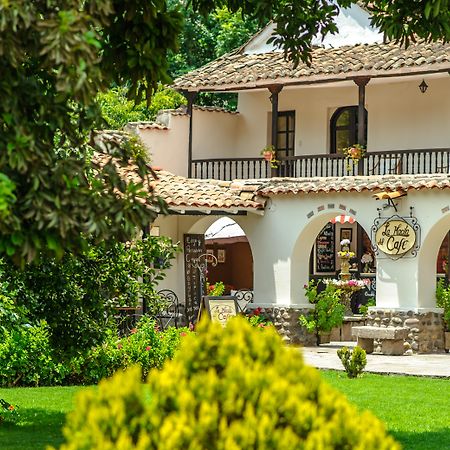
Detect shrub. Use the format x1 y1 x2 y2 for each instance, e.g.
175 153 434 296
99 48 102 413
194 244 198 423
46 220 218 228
299 281 345 345
57 318 400 450
436 279 450 331
358 297 376 316
79 317 190 384
337 346 367 378
245 307 273 328
0 322 66 387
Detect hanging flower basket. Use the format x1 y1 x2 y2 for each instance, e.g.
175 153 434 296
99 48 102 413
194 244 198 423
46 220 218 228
260 145 279 168
341 144 366 169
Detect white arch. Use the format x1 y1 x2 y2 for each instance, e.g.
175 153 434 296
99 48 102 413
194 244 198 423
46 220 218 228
417 212 450 309
290 210 373 304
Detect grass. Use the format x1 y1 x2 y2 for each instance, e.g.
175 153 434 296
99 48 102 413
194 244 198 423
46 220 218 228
0 373 448 449
321 370 450 450
0 385 84 450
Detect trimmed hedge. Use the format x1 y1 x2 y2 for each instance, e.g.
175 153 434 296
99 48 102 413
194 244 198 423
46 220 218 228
58 317 400 449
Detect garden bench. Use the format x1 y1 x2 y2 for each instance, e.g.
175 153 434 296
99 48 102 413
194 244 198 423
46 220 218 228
352 326 409 355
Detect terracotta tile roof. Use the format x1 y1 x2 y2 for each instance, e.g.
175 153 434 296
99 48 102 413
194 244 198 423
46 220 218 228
173 41 450 92
126 122 169 130
237 174 450 196
158 105 239 116
153 170 265 212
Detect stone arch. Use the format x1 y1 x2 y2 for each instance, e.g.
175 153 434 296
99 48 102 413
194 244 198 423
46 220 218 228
290 209 373 305
417 212 450 308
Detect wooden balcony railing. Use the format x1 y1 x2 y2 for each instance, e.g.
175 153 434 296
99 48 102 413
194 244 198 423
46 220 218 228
192 148 450 180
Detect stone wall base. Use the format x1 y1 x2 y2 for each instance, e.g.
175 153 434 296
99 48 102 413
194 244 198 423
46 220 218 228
367 309 445 354
248 306 316 346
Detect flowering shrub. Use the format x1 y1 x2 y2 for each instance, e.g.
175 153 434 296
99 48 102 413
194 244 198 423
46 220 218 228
79 317 191 383
245 307 273 329
337 250 355 258
324 278 371 291
57 318 400 450
0 398 18 425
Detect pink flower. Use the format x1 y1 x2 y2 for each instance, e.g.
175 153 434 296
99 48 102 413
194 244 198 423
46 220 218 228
145 346 151 351
180 332 187 337
189 323 195 331
258 323 265 328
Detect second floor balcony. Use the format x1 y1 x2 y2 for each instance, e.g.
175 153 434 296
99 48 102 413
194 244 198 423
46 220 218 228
192 148 450 180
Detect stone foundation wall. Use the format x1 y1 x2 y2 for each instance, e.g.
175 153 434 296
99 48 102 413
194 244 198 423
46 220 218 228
366 309 445 353
247 306 316 346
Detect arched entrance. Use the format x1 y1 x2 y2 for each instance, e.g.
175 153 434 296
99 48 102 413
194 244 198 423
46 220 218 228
291 209 374 307
204 217 254 293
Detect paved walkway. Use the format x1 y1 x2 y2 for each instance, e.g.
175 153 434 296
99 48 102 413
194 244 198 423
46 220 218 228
301 342 450 378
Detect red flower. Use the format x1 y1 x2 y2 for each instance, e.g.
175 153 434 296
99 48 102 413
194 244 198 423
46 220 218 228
8 405 14 411
145 346 151 351
130 328 137 334
254 307 262 316
180 332 187 337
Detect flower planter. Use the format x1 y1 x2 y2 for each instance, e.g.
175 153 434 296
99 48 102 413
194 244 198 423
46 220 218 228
445 331 450 353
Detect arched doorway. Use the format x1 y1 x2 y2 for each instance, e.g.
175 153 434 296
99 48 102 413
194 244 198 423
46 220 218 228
309 217 376 314
204 217 254 294
290 210 374 308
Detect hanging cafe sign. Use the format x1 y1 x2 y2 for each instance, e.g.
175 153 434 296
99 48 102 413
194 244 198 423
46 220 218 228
372 214 420 260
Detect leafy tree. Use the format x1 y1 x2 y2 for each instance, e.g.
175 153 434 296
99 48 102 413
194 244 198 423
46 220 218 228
98 86 186 129
1 0 448 262
0 236 180 354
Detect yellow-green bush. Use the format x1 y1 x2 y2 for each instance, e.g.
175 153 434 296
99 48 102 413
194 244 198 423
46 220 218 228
58 317 400 450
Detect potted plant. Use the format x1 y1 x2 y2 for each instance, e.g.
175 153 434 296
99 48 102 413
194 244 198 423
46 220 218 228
436 279 450 352
260 145 279 168
299 280 345 346
341 144 366 170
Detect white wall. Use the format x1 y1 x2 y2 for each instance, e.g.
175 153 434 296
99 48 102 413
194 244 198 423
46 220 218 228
154 188 448 314
235 75 450 158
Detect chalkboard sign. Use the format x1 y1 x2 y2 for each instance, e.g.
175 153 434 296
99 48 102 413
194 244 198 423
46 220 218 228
184 234 205 324
315 223 336 274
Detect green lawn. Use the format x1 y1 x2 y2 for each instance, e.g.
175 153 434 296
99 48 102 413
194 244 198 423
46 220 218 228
0 374 449 450
0 385 84 450
321 370 450 450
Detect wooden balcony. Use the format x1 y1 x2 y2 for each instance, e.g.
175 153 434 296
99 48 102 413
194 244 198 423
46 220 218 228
192 148 450 180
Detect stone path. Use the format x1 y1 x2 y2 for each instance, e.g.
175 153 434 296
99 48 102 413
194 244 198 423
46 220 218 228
301 342 450 378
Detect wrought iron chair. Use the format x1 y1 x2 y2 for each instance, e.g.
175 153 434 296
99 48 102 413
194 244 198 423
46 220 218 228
156 289 182 330
234 289 254 313
114 307 140 337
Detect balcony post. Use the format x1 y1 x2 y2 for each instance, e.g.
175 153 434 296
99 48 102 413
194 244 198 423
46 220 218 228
183 91 197 178
269 85 283 177
354 77 370 175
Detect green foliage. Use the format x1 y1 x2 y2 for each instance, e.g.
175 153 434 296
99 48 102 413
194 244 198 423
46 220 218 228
337 346 367 379
245 307 273 328
79 317 191 384
0 0 181 263
207 281 226 296
0 398 19 425
0 322 67 387
98 86 186 129
358 297 376 316
57 317 400 450
300 280 345 345
0 236 180 355
436 279 450 330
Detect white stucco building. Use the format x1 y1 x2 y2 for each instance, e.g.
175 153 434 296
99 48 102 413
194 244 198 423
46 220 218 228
129 4 450 352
